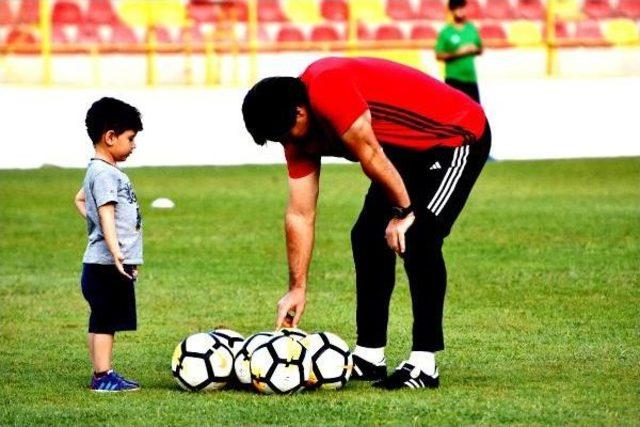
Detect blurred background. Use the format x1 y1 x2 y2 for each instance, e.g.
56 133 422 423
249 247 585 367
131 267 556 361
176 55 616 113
0 0 639 168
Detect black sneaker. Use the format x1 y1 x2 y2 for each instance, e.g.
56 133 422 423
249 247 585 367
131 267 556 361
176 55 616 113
351 354 387 381
372 362 439 390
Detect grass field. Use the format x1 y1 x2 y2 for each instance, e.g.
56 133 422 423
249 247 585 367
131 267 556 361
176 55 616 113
0 157 638 425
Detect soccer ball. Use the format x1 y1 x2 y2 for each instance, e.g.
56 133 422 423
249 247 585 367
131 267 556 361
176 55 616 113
233 331 277 385
209 328 245 356
278 327 307 341
250 335 311 394
301 332 353 390
171 332 234 391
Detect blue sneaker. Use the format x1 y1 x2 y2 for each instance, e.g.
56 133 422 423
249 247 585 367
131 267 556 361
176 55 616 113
90 370 140 392
113 371 140 387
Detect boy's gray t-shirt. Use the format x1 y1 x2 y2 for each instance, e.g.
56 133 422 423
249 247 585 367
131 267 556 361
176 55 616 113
82 159 143 265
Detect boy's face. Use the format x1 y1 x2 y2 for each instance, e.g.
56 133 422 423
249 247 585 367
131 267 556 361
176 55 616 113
106 130 137 161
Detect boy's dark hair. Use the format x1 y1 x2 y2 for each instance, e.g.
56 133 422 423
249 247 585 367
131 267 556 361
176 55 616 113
448 0 467 10
242 77 308 146
85 97 143 144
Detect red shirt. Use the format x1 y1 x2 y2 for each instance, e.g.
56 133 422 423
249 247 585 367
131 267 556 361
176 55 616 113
285 57 486 178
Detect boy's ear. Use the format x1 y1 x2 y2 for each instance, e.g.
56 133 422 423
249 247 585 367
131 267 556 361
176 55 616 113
104 130 116 146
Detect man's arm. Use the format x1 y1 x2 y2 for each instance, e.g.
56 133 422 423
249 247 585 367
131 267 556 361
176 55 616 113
74 187 87 218
342 111 415 254
275 167 320 328
436 44 481 62
98 203 132 279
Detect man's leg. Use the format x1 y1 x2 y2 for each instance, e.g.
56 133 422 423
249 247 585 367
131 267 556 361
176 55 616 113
351 184 396 379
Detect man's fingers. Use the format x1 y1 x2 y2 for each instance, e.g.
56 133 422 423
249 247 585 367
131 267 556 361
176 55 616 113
275 304 288 329
398 229 406 254
292 305 304 328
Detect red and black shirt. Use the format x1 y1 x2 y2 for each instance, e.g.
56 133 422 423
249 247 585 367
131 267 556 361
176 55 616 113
285 57 487 178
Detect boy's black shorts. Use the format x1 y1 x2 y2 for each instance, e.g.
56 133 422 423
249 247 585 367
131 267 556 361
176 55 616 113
81 263 137 334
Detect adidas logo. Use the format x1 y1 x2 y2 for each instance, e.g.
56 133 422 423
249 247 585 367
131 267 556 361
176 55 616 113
429 161 442 170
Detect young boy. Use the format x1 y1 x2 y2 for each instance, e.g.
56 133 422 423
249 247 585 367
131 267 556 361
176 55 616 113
74 97 143 392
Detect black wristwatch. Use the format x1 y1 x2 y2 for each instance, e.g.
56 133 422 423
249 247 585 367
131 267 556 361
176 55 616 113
391 205 413 219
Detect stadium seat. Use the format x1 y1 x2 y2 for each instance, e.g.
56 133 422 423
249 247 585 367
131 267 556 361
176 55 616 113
575 19 606 45
149 0 186 26
77 24 102 43
0 0 13 25
111 23 139 44
409 23 437 40
350 0 389 23
282 0 322 24
357 23 372 39
552 0 581 19
484 0 514 19
259 0 287 22
117 0 149 26
375 24 405 40
320 0 348 21
617 0 640 18
479 22 508 41
583 0 614 18
188 0 246 23
52 1 84 25
603 18 640 44
417 0 445 20
464 0 484 19
515 0 545 20
6 27 38 44
386 0 419 20
87 0 119 25
276 25 305 42
151 25 173 44
17 0 39 24
180 25 205 44
507 20 543 45
544 21 570 40
310 24 342 41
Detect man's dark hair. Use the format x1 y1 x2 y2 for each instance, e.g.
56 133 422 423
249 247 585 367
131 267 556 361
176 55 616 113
448 0 467 10
242 77 308 146
85 97 143 144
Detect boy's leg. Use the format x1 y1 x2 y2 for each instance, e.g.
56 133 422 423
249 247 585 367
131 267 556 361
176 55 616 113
87 333 95 366
92 333 114 373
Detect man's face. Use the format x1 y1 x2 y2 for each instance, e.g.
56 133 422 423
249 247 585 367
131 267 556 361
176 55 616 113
107 130 137 161
280 106 311 144
452 6 467 22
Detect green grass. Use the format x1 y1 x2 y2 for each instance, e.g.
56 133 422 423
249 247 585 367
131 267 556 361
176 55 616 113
0 157 638 426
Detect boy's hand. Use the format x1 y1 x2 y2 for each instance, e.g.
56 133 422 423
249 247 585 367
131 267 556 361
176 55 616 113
114 252 132 280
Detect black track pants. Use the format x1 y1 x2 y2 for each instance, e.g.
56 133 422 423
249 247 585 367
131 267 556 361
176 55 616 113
352 123 491 352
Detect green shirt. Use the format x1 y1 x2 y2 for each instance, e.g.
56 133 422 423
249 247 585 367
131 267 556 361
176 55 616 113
435 22 482 83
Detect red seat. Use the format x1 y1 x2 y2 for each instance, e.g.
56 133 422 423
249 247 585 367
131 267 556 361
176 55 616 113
259 0 287 22
188 0 247 23
583 0 614 18
575 19 604 40
310 24 342 41
6 27 38 44
484 0 514 19
386 0 418 20
545 21 569 39
516 0 545 19
465 0 484 19
17 0 39 24
77 24 102 43
417 0 445 20
111 24 139 44
410 23 437 40
180 25 205 44
52 25 69 43
87 0 118 25
0 0 13 25
276 26 305 42
358 24 372 40
618 0 640 18
52 1 84 25
479 23 507 40
321 0 348 21
375 24 404 40
151 25 173 44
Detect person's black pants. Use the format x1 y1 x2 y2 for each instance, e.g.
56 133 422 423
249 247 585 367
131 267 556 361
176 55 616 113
351 122 491 352
445 78 481 104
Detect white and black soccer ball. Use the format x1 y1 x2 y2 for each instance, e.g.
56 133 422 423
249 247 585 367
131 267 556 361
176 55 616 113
209 328 245 357
171 332 234 392
301 332 353 390
250 335 311 394
278 327 307 341
233 331 277 385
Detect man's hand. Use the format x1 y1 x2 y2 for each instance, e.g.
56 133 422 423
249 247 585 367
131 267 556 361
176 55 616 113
275 287 306 329
114 251 132 280
385 212 416 255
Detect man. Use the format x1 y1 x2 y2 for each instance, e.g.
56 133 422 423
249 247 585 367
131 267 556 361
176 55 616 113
241 57 491 390
436 0 483 103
